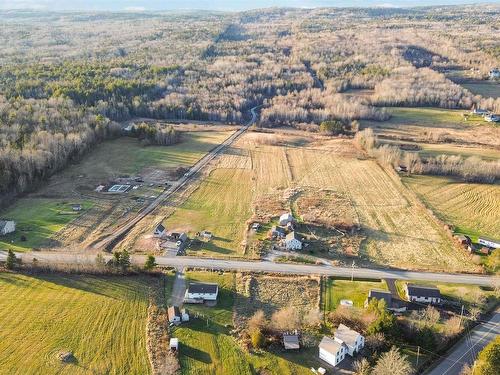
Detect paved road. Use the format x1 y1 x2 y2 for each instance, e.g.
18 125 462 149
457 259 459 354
91 105 261 251
2 251 498 287
425 308 500 375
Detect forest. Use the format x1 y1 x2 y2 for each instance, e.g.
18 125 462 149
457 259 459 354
0 5 499 205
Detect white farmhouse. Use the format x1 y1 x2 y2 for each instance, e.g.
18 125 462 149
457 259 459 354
0 220 15 236
279 213 294 226
405 284 441 304
285 231 302 250
184 283 219 303
319 336 347 367
334 324 365 356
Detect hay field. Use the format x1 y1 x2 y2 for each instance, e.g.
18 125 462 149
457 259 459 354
161 132 477 271
404 175 500 241
363 107 499 148
461 81 500 99
0 273 153 374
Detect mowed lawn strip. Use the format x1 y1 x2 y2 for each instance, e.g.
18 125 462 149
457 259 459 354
0 199 93 252
324 278 387 310
0 273 153 375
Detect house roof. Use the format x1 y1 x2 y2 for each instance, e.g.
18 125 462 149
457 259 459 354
168 306 180 319
187 283 218 295
0 220 14 231
479 237 500 245
335 324 361 347
367 290 393 305
283 334 300 349
280 213 293 222
272 226 286 234
156 223 165 232
406 284 441 298
286 231 301 242
319 336 345 354
170 338 179 346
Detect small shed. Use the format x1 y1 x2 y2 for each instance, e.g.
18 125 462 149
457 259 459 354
154 223 166 238
168 306 181 324
71 204 82 212
181 308 190 322
200 231 213 240
283 334 300 350
170 338 179 351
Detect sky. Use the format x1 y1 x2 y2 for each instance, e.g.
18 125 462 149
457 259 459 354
1 1 497 11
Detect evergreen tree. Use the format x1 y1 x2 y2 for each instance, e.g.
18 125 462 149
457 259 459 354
6 249 17 270
144 255 157 271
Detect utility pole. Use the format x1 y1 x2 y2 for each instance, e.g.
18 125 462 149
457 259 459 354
351 260 355 282
416 346 420 367
459 305 464 328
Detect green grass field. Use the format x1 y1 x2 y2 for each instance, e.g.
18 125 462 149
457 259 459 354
324 278 387 310
166 168 253 257
0 199 93 252
461 81 500 99
0 273 153 374
404 175 500 242
60 131 233 181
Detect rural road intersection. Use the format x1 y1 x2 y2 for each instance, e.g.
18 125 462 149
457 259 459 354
1 250 498 287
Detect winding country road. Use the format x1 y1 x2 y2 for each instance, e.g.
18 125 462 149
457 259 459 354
91 105 261 251
2 251 498 287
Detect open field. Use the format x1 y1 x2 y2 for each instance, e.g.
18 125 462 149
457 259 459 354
362 107 500 148
162 132 478 271
404 175 500 242
0 273 153 374
461 81 500 99
0 129 233 251
0 199 92 252
324 278 387 310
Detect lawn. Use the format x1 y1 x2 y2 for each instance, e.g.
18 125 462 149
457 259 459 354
0 273 153 374
324 278 387 310
165 167 253 257
404 175 500 242
461 81 500 99
395 280 497 310
0 199 93 252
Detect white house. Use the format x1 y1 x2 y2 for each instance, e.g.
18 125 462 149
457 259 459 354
478 237 500 249
405 284 441 304
285 231 302 250
334 324 365 356
154 223 166 238
490 68 500 80
184 283 219 303
168 306 181 324
0 220 15 236
279 213 294 226
319 336 347 367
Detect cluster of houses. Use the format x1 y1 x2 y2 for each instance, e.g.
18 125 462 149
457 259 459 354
470 108 500 122
270 213 304 251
